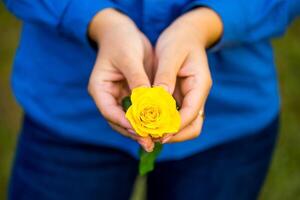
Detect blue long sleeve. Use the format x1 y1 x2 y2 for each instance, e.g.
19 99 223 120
185 0 300 50
3 0 116 45
4 0 288 160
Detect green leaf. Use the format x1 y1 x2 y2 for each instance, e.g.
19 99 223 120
122 96 132 111
139 143 163 176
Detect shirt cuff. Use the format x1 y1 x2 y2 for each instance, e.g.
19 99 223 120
183 0 247 52
59 0 118 47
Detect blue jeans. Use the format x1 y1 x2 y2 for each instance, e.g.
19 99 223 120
9 115 279 200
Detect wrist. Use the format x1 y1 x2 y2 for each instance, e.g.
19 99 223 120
178 7 223 48
88 8 135 44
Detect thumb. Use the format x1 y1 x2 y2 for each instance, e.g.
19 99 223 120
153 49 186 94
119 59 151 90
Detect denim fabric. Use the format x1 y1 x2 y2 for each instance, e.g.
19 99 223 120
9 115 278 200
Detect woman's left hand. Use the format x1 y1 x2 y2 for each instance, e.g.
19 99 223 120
152 7 223 143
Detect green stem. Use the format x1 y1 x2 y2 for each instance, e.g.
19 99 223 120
122 96 163 175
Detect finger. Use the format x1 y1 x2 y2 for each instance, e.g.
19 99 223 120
164 112 204 143
153 45 186 94
109 122 154 152
172 78 183 108
178 52 212 129
178 81 208 129
108 122 139 140
137 136 155 152
118 57 151 90
160 134 174 144
89 82 132 130
92 88 132 129
140 33 155 83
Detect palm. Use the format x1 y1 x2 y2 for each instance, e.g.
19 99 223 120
173 52 204 114
98 69 130 107
88 31 155 152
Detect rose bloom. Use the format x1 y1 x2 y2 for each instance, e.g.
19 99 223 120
125 86 181 138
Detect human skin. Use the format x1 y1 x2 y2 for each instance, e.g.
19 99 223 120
88 7 223 151
153 7 223 143
88 9 155 152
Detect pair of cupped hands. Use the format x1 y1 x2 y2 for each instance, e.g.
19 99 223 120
88 8 222 152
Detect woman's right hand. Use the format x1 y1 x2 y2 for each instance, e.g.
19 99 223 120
88 9 155 152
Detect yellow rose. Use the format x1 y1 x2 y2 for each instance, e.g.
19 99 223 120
125 86 181 138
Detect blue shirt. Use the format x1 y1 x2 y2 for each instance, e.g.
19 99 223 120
3 0 300 160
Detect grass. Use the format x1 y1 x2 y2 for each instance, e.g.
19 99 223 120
0 3 300 199
0 4 22 198
259 21 300 200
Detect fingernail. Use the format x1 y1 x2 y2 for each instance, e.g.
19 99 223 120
162 135 172 144
145 143 154 152
127 129 136 135
138 140 153 152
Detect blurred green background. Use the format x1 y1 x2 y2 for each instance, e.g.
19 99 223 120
1 3 300 200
